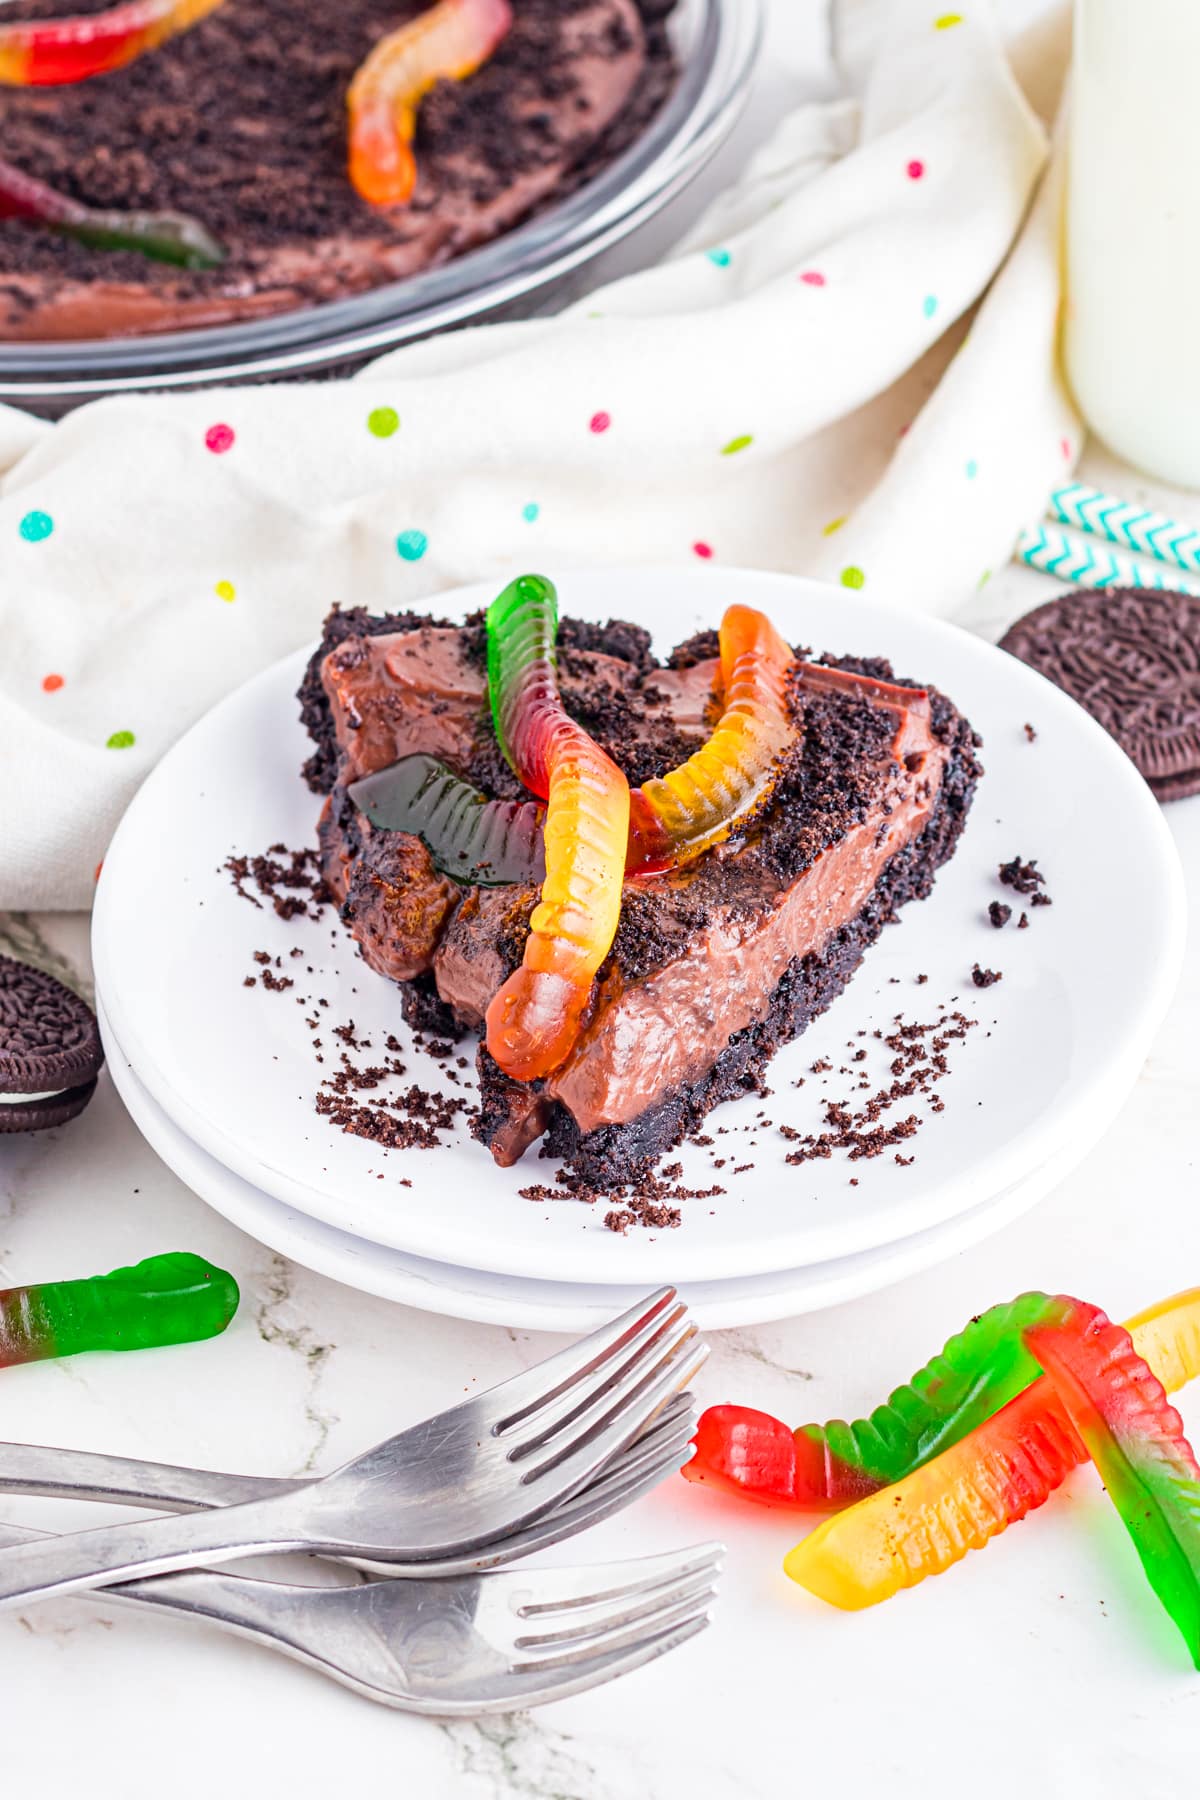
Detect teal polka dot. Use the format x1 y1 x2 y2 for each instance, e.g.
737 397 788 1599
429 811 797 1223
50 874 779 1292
522 502 540 523
965 458 979 479
922 295 938 319
706 247 732 268
396 528 428 562
19 510 53 543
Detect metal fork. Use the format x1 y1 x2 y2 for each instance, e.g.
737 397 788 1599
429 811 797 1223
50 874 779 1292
0 1520 722 1713
0 1286 705 1606
0 1394 699 1576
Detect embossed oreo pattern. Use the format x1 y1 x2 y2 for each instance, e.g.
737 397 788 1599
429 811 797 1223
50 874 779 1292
1000 587 1200 801
0 955 103 1129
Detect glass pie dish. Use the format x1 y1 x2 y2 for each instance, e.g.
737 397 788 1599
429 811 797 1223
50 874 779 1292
0 0 763 414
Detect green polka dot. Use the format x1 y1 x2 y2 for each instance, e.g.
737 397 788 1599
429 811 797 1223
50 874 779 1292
923 295 938 319
840 565 866 590
106 729 136 750
367 406 400 439
396 528 428 562
822 515 848 537
522 502 540 523
978 569 992 588
721 434 754 457
19 510 53 543
215 580 236 602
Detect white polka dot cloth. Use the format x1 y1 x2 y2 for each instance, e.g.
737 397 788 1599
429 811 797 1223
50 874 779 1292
0 0 1076 909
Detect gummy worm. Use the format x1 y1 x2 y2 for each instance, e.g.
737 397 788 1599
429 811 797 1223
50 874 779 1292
0 154 225 269
0 0 224 87
685 1293 1057 1509
348 0 513 207
0 1253 239 1367
349 753 545 887
783 1287 1200 1610
626 604 796 875
1027 1300 1200 1668
484 574 630 1082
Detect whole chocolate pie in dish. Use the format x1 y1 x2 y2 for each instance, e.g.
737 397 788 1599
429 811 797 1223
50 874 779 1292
300 578 982 1185
0 0 678 340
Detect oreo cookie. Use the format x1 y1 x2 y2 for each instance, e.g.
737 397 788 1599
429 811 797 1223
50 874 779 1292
0 956 104 1133
1000 587 1200 801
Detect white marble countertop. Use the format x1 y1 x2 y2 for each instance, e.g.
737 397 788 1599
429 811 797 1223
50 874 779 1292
3 4 1200 1796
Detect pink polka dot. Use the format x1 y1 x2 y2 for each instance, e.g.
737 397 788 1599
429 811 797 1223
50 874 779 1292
907 159 925 180
1061 436 1073 461
799 270 826 287
205 422 235 454
41 672 64 693
589 411 612 434
692 541 714 560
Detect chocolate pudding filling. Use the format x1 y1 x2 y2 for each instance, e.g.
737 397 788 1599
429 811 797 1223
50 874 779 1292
300 607 982 1177
0 0 677 340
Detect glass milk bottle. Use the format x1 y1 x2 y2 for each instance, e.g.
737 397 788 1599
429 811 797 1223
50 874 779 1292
1065 0 1200 487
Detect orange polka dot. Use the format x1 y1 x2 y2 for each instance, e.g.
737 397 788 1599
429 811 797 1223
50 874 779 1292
42 673 64 692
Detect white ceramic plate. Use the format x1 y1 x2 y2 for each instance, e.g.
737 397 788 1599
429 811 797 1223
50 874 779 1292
92 568 1187 1287
99 997 1108 1332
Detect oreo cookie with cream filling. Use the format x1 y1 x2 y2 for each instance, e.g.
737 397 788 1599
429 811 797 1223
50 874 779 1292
0 956 104 1133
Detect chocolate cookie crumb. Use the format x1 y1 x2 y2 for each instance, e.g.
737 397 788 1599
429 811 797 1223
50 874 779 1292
998 855 1048 897
972 964 1002 988
988 901 1012 930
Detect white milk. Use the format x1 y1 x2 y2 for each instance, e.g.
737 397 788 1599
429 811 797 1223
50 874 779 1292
1065 0 1200 487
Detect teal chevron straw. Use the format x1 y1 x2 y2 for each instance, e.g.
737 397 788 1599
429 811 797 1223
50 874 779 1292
1016 522 1200 597
1050 482 1200 578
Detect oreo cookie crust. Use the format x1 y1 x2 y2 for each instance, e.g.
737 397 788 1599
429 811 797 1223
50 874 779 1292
0 956 104 1133
999 587 1200 801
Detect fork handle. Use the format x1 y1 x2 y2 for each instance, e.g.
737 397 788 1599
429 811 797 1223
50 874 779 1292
0 1492 313 1608
0 1516 355 1659
0 1440 300 1510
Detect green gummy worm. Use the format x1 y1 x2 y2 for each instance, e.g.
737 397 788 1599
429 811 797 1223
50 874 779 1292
0 1253 240 1367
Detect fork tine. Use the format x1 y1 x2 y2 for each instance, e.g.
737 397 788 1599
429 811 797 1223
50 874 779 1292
547 1396 696 1517
487 1288 678 1428
497 1299 690 1448
516 1336 708 1490
468 1429 697 1571
514 1567 721 1651
506 1312 698 1462
513 1544 723 1614
467 1411 698 1569
444 1615 712 1715
511 1589 718 1674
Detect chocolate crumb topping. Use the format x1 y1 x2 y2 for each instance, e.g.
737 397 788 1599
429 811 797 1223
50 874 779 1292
998 855 1048 896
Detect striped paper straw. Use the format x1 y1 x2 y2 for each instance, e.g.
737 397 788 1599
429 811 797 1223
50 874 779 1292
1015 521 1200 597
1050 481 1200 577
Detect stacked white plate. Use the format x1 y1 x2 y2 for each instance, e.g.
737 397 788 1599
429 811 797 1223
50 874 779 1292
93 570 1187 1330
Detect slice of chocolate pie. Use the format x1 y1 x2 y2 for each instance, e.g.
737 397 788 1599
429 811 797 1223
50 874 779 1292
299 596 981 1183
